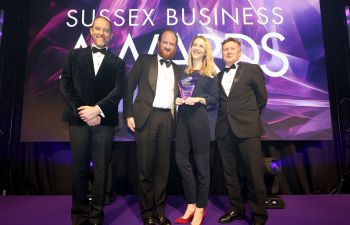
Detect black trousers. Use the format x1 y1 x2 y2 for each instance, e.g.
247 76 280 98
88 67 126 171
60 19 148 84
217 129 268 223
135 110 174 219
175 105 210 208
69 124 114 225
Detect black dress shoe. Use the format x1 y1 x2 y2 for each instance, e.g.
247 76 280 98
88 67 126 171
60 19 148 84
218 210 245 224
155 215 172 225
143 216 157 225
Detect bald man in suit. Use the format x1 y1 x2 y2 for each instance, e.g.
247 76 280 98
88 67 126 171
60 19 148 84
60 17 125 225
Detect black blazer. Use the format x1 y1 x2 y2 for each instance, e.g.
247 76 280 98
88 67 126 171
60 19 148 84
123 54 180 129
60 47 125 126
215 62 267 138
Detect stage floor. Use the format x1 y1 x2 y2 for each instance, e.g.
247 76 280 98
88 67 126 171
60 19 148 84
1 195 349 225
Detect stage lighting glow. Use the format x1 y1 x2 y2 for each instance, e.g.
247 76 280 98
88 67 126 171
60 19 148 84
264 157 282 175
263 157 285 208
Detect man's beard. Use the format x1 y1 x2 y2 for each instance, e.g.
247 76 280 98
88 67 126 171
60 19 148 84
158 48 175 60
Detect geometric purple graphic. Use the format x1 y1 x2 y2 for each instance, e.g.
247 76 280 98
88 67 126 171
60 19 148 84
21 0 332 141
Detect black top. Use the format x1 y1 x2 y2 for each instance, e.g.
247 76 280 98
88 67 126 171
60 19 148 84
179 71 218 107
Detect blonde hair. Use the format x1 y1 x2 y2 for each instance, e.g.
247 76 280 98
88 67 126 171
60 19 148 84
185 35 216 77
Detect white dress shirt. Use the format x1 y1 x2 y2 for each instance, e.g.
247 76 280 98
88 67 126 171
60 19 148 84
91 44 106 75
152 55 175 109
221 61 240 97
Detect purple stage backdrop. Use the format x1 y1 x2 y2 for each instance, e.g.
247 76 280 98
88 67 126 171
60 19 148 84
347 6 350 46
0 10 3 47
21 0 332 141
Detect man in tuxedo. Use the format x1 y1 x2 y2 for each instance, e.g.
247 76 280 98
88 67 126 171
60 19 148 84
60 17 125 225
123 28 179 225
216 38 268 225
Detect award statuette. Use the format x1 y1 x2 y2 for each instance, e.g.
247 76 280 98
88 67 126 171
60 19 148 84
178 73 199 99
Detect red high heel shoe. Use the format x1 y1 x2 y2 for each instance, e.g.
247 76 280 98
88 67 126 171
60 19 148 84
191 210 205 225
175 211 195 224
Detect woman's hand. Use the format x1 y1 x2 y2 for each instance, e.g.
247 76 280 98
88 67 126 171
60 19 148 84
184 97 206 105
176 97 185 105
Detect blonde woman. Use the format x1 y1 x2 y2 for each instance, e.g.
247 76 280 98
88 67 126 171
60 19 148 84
175 36 218 225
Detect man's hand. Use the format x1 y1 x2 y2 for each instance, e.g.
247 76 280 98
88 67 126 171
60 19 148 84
176 97 185 105
126 117 136 132
78 106 101 122
86 116 101 126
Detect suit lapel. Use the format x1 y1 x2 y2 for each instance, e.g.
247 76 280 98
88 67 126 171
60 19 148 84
172 63 179 97
148 55 158 93
82 48 95 78
218 71 229 98
147 56 178 111
171 62 179 118
95 50 112 77
228 64 245 97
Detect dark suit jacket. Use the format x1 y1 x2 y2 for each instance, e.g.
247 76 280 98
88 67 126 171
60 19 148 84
60 47 125 126
215 62 267 138
123 54 180 129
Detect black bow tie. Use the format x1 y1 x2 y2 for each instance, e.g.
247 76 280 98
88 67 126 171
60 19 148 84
92 46 107 55
224 63 237 73
159 59 172 68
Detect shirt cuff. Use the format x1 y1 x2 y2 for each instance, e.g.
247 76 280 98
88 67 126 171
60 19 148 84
95 105 105 118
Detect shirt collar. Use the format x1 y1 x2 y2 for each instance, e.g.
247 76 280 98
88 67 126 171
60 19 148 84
91 43 108 51
157 54 164 61
225 60 240 69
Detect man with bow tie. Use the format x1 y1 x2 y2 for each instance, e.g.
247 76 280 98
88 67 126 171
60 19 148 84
215 38 268 225
123 28 180 225
60 16 125 225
